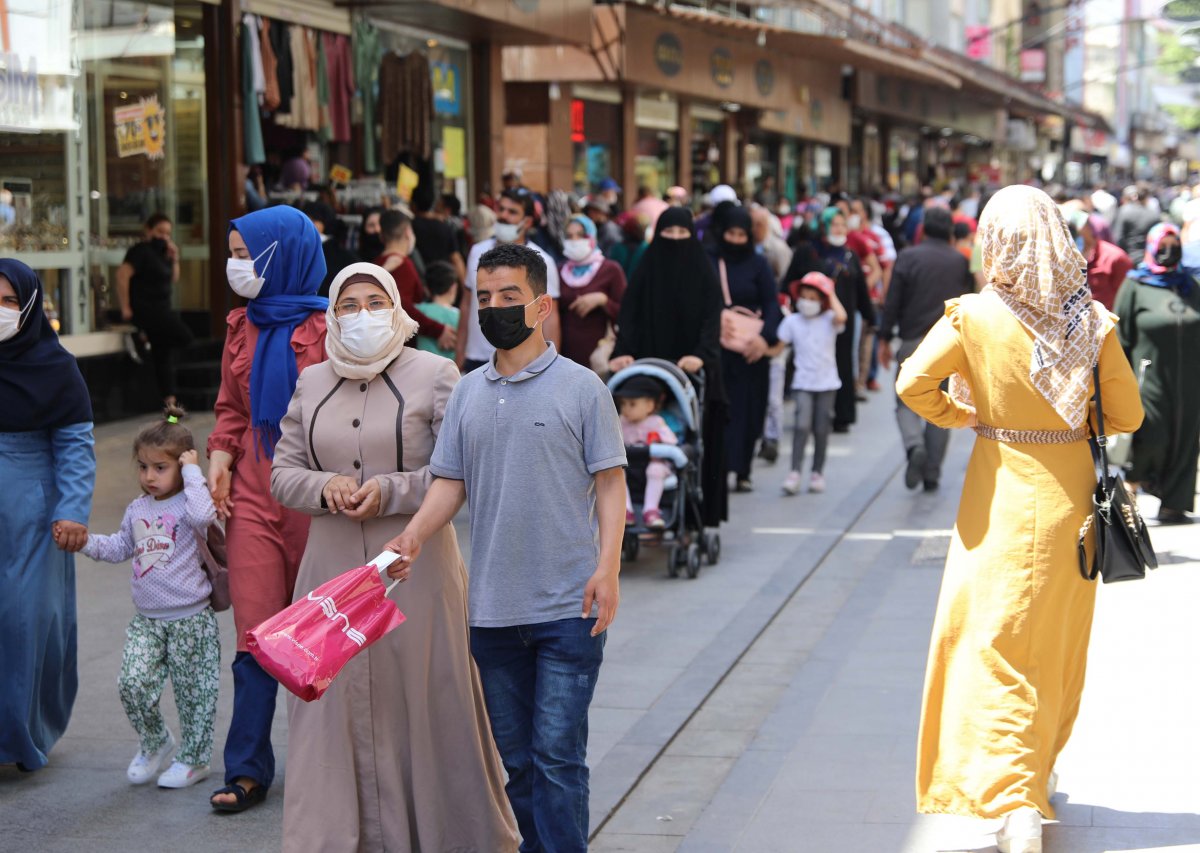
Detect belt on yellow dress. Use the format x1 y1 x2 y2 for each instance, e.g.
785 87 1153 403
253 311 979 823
972 422 1090 445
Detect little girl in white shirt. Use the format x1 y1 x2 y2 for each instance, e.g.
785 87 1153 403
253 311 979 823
83 407 220 789
772 272 848 495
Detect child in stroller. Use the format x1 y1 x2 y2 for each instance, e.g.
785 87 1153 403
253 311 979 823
609 359 720 578
614 375 678 529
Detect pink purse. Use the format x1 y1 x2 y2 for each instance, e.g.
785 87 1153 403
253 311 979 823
718 259 764 354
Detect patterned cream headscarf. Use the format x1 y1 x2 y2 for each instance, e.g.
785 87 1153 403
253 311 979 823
325 263 419 381
951 184 1107 428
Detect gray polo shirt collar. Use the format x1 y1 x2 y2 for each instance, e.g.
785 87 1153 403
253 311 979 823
483 342 560 383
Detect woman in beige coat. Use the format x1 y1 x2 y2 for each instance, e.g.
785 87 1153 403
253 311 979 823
271 263 518 852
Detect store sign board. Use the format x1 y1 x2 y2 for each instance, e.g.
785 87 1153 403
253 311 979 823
330 164 353 184
113 95 166 160
755 59 774 97
432 61 460 116
0 53 39 132
1019 49 1046 83
710 48 734 89
965 25 992 61
654 33 682 77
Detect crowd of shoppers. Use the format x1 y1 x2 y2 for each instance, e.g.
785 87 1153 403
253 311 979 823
7 163 1200 853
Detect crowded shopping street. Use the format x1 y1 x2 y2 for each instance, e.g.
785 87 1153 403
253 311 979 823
5 395 1200 852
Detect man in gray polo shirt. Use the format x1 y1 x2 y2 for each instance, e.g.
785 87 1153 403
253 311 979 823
384 243 626 853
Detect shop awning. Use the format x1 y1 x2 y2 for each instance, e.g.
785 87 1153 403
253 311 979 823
664 6 959 90
334 0 594 46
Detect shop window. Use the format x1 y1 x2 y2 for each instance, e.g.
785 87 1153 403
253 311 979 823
635 129 676 197
691 118 723 200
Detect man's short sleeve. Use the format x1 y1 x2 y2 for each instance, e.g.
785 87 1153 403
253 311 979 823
580 377 626 474
429 381 467 480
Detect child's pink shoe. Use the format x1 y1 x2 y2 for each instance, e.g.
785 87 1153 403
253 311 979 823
625 509 635 526
643 509 665 529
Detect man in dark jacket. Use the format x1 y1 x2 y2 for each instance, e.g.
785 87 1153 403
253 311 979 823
878 206 974 491
1112 185 1161 260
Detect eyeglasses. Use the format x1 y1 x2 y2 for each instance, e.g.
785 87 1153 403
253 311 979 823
334 297 393 318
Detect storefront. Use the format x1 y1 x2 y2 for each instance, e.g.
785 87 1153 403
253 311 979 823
2 0 212 355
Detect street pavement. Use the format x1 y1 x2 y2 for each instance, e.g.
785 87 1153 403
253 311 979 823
3 387 1198 853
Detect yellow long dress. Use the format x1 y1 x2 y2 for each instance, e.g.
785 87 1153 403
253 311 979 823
898 293 1143 819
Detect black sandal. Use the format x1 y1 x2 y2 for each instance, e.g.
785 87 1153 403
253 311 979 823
210 780 267 813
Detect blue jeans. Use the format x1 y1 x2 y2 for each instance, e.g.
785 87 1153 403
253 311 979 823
222 651 279 788
470 618 606 853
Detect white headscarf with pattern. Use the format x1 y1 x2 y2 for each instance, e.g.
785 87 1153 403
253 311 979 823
325 263 419 381
951 185 1107 428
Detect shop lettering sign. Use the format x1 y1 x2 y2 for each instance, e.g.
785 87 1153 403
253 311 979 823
654 33 683 77
113 95 166 160
0 53 39 132
710 48 734 89
432 61 460 117
755 59 774 97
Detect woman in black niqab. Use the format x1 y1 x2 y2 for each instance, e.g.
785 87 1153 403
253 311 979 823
611 207 729 525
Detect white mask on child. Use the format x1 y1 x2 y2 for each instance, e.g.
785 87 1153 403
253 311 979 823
338 309 395 358
0 305 21 342
798 298 823 318
563 239 593 262
826 234 847 247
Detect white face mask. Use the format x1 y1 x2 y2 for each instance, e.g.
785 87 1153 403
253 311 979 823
846 215 862 230
0 305 21 342
226 241 278 299
493 222 521 244
338 309 395 359
826 233 847 247
798 298 823 318
563 239 593 262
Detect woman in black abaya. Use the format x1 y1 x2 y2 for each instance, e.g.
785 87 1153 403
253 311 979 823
610 207 729 525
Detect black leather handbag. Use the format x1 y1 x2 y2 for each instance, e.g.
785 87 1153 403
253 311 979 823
1078 365 1157 582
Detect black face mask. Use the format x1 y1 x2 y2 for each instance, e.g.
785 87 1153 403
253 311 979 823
1155 242 1182 269
358 233 385 260
479 300 537 351
720 238 753 261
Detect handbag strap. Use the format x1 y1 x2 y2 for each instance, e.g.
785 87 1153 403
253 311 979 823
718 258 732 307
1091 363 1113 485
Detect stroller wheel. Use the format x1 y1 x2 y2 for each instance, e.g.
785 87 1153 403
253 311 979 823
685 543 702 579
667 545 681 578
705 532 722 565
622 535 640 563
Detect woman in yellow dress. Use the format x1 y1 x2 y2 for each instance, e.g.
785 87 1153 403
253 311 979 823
898 185 1144 853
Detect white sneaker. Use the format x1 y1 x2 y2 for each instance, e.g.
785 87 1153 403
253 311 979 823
782 471 803 496
809 472 826 493
157 760 210 789
127 731 175 785
997 806 1042 853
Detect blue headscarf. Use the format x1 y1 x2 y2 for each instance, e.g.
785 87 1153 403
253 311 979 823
0 259 93 431
1128 222 1196 296
229 205 328 457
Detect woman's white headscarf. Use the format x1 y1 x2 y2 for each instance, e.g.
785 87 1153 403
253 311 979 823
952 185 1107 428
325 262 419 380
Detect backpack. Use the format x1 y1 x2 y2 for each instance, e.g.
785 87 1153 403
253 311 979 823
194 522 231 612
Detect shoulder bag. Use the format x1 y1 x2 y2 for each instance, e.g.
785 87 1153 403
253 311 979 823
718 258 765 354
195 522 231 611
1077 364 1157 583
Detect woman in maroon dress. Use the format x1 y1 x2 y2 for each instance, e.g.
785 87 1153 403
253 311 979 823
558 215 626 369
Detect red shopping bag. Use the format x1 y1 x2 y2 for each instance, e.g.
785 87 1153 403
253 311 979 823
246 553 407 701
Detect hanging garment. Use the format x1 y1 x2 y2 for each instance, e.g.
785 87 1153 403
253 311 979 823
269 20 294 115
316 34 331 143
260 17 281 111
242 15 266 166
324 33 356 144
379 51 432 163
353 19 381 173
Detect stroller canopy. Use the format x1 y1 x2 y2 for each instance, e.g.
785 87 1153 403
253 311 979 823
608 359 701 434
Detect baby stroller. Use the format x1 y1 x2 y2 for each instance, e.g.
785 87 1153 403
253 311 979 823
609 359 721 578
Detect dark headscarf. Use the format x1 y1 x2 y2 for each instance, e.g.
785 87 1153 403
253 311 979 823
615 207 723 398
717 206 755 262
0 259 93 431
1129 222 1195 295
357 206 386 261
229 205 328 456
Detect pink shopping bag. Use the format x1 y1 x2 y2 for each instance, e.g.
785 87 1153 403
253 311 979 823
246 553 406 701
